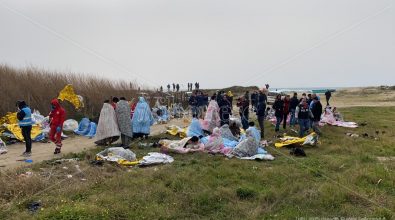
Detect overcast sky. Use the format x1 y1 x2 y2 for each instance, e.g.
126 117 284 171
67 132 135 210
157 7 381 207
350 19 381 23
0 0 393 89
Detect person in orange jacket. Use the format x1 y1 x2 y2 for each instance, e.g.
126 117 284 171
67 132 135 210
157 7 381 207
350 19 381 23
49 99 66 154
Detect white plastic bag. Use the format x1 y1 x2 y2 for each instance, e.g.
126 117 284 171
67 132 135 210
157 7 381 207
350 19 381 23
63 119 79 132
0 138 7 154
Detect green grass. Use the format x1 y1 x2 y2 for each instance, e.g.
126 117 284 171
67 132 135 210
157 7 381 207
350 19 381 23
0 107 394 219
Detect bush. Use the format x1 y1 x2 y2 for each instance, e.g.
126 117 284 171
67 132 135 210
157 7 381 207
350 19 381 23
236 187 256 200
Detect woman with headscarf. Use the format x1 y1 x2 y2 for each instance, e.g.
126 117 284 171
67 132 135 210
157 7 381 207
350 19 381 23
95 100 121 146
116 97 134 147
201 95 220 133
132 97 154 138
231 129 259 157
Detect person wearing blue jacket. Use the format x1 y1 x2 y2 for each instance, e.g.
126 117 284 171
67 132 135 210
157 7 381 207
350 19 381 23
16 101 33 157
132 97 154 139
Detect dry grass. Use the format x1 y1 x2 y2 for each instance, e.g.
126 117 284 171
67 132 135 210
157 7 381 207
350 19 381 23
0 65 139 119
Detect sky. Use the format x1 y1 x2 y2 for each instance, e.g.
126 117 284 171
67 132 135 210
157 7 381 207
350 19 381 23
0 0 394 89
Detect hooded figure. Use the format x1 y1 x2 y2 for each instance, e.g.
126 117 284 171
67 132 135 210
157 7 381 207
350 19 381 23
132 97 154 138
116 99 134 147
49 98 66 154
187 118 204 137
201 99 220 133
219 124 238 141
204 127 232 154
231 129 259 157
95 102 121 146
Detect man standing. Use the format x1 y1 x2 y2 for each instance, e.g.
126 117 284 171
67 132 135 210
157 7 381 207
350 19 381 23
189 91 198 117
311 97 323 135
256 89 267 138
172 83 176 92
167 84 171 92
237 96 249 130
176 84 180 92
272 95 284 132
251 91 257 112
17 101 33 157
289 93 299 127
49 99 66 154
295 98 312 137
219 95 232 126
116 97 134 148
325 90 332 106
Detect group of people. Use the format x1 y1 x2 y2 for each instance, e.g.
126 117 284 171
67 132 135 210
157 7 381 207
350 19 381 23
17 99 66 156
272 92 324 137
159 82 201 93
96 96 155 147
188 90 209 119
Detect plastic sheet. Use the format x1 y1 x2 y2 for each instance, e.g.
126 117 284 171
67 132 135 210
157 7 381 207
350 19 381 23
139 152 174 166
63 119 79 131
274 132 317 148
96 147 137 165
58 84 82 109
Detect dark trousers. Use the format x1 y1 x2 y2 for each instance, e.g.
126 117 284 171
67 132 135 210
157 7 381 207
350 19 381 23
257 115 265 138
283 112 289 129
241 113 249 130
21 125 32 153
326 97 330 106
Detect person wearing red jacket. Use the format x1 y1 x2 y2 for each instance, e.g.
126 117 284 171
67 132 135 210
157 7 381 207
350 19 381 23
49 99 66 154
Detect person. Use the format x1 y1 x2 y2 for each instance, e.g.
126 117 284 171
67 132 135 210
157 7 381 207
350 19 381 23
256 88 267 138
283 95 290 129
111 97 119 109
95 100 121 146
160 136 204 154
187 115 204 138
201 95 220 133
247 122 261 145
195 82 198 90
49 99 66 154
219 95 232 126
196 92 206 119
307 94 313 106
295 98 312 137
244 91 250 105
172 83 175 92
204 127 231 154
300 93 307 102
16 101 33 157
309 94 317 128
325 90 332 106
311 96 323 135
160 86 163 92
227 91 234 110
132 97 154 138
167 84 171 92
189 92 198 117
290 93 299 127
251 91 257 112
272 94 284 132
231 129 259 157
176 84 180 92
197 82 200 89
265 84 270 90
116 97 134 147
237 96 249 130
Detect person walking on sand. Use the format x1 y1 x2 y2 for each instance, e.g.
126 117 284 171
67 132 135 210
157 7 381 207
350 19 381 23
49 99 66 154
16 101 33 157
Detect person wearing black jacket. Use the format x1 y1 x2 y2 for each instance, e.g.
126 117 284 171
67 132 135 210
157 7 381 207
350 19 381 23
272 94 284 132
219 95 232 126
16 101 33 157
256 89 267 138
311 97 323 135
188 92 198 117
325 90 332 106
237 96 249 130
289 93 299 127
